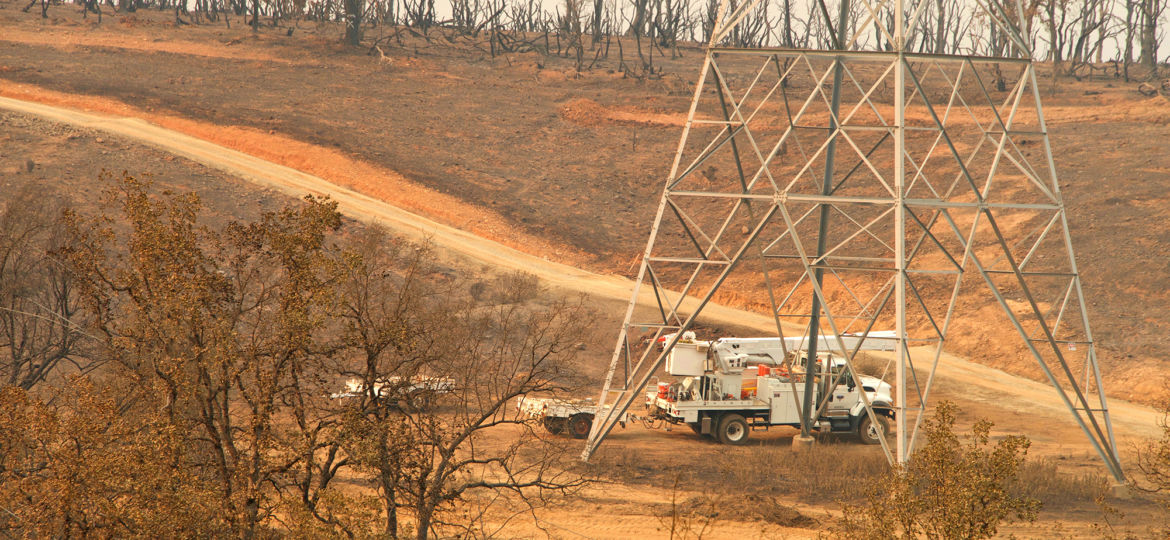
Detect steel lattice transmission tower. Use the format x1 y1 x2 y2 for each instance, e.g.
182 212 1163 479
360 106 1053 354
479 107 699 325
580 0 1124 481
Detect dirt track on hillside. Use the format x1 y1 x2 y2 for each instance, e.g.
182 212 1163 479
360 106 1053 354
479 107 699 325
2 94 1159 453
4 11 1168 418
0 94 772 326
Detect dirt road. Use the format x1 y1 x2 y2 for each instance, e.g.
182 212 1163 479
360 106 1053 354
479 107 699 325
0 94 774 330
1 94 1158 456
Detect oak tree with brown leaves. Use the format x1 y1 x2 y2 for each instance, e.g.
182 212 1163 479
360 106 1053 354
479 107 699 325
836 401 1041 540
0 172 591 539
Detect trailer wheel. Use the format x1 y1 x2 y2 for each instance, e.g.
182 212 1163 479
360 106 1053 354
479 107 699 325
543 417 566 435
568 414 593 439
717 414 749 445
858 415 889 445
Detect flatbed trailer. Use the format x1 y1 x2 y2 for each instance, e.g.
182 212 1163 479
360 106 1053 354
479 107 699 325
517 396 627 439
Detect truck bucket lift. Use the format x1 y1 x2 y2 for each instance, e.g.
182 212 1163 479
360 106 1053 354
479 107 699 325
580 0 1125 483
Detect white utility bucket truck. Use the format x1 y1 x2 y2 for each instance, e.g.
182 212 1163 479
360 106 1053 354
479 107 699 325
645 332 896 445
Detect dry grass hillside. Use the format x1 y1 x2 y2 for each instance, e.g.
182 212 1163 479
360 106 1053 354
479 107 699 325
1 2 1168 410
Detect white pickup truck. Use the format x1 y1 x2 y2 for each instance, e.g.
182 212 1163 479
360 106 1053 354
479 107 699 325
331 376 456 410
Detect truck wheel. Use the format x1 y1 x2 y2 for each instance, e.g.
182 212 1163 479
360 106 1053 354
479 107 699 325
858 415 889 445
543 417 566 435
568 414 593 439
408 391 431 412
717 414 749 445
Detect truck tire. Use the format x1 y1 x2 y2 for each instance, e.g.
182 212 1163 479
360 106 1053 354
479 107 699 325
568 414 593 439
717 414 749 445
858 414 889 445
543 417 566 435
408 390 432 412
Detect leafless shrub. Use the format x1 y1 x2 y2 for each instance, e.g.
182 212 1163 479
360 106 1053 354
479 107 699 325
590 445 654 483
593 438 887 503
715 443 889 501
490 270 543 304
1013 457 1109 507
850 351 890 379
0 181 90 391
656 473 719 539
